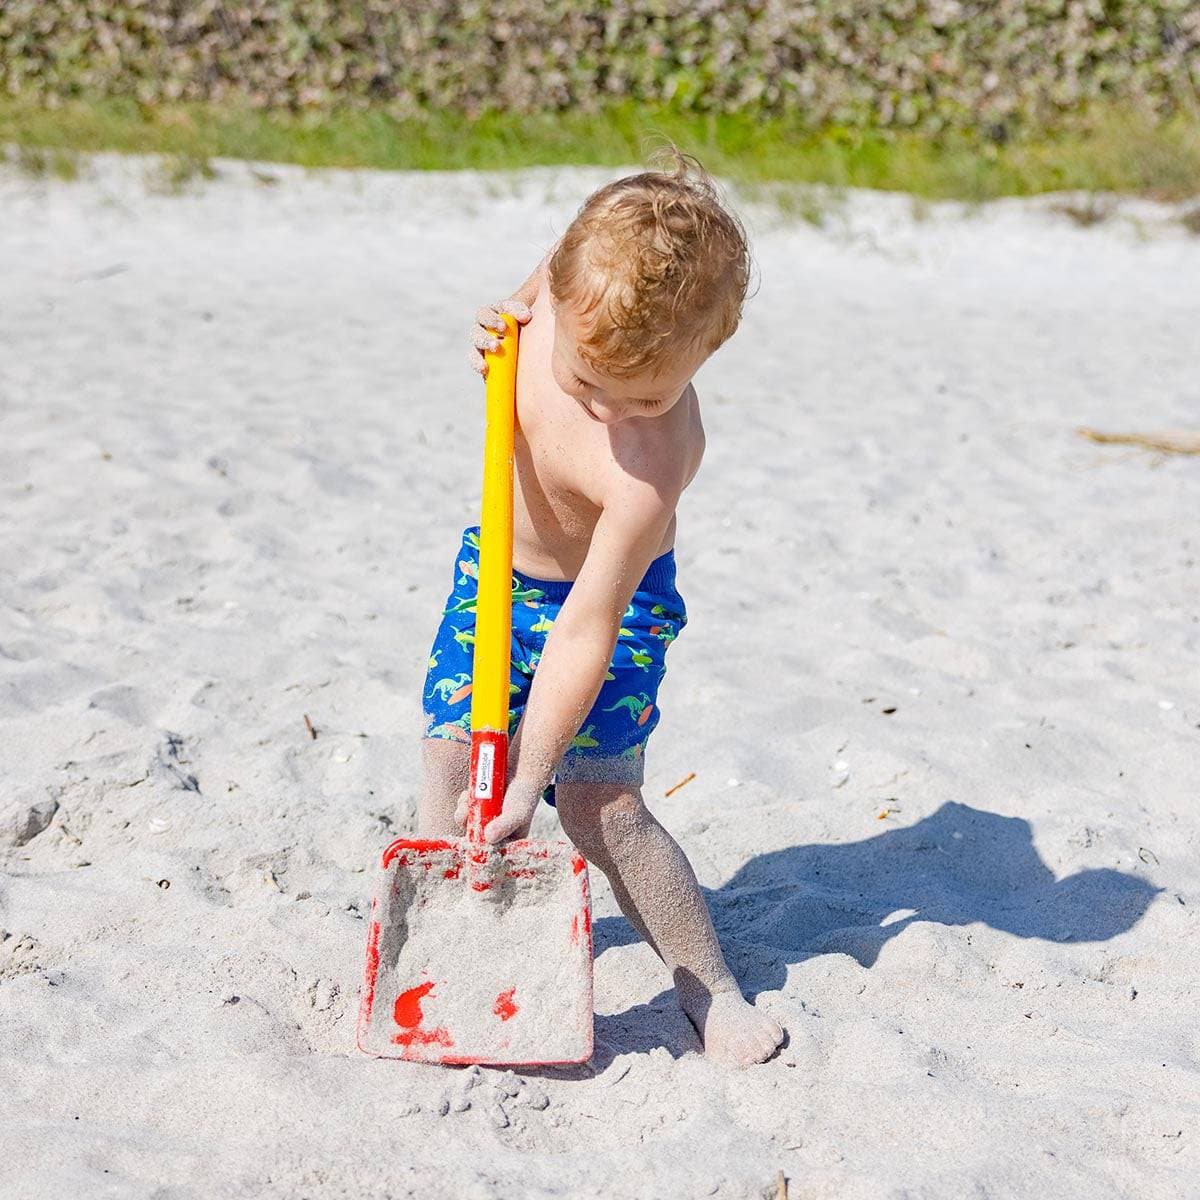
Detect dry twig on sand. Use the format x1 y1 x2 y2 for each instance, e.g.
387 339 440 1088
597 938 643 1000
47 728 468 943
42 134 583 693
664 771 696 798
1076 428 1200 455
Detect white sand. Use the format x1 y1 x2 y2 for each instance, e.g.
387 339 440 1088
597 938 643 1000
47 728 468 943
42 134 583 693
1 155 1198 1200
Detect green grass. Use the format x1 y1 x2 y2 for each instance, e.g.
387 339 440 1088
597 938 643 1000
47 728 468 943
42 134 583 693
145 150 218 194
2 98 1199 201
7 142 81 181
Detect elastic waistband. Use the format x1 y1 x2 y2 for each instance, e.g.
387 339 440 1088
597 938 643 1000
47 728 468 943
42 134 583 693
461 526 677 601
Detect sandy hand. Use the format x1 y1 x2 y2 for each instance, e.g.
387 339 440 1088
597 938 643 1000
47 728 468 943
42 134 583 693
453 778 541 844
469 298 533 378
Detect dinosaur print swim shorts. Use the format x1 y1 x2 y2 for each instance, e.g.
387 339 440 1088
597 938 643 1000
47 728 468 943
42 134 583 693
422 525 687 790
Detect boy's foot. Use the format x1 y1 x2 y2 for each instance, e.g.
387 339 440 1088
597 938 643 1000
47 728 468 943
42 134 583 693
679 985 785 1067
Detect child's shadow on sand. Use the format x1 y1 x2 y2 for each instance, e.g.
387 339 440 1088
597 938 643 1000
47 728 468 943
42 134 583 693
588 800 1162 1063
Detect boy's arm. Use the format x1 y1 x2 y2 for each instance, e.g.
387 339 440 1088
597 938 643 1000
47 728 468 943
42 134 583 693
476 484 677 844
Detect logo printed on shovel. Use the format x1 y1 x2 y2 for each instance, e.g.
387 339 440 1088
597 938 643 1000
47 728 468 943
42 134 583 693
474 742 494 800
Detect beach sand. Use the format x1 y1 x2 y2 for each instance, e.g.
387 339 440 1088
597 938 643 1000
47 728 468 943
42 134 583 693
1 156 1197 1199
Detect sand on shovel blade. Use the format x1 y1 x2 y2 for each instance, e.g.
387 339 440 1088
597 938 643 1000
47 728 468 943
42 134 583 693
357 838 593 1065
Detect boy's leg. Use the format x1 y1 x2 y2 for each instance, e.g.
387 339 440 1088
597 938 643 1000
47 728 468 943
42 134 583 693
554 780 784 1067
417 737 470 836
419 721 536 838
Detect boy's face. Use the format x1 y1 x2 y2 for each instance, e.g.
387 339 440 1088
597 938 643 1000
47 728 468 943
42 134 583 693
550 294 708 426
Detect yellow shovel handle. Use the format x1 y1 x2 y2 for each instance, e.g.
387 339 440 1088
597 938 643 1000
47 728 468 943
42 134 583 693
470 314 518 734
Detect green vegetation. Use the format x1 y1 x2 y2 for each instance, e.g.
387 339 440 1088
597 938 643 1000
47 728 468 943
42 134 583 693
4 1 1196 138
2 100 1198 201
8 141 80 181
145 150 218 194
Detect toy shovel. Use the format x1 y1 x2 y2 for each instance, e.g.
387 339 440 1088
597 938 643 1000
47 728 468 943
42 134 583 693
356 314 594 1065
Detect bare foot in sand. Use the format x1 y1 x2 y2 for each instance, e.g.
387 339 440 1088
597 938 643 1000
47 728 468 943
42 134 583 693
551 783 787 1067
678 976 785 1067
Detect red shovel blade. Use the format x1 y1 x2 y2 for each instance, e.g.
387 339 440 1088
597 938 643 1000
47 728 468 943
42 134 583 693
356 835 593 1065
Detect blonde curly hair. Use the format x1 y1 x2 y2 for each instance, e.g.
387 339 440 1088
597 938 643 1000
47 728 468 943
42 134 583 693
548 152 751 380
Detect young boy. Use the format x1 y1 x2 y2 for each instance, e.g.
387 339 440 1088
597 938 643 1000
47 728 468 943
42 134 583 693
420 158 784 1067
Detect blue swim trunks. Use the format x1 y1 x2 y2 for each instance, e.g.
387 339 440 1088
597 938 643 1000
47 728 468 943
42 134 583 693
422 525 687 789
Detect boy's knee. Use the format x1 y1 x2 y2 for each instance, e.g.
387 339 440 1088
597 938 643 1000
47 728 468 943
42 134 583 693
555 784 648 860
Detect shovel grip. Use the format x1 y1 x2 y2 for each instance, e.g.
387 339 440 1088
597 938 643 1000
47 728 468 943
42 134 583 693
467 729 508 839
467 313 518 842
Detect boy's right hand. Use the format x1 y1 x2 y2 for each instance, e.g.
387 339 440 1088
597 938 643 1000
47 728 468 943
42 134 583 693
470 298 533 378
452 778 541 843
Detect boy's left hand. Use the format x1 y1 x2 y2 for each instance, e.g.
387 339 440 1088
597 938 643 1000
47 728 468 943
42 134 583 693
453 778 544 844
470 297 533 378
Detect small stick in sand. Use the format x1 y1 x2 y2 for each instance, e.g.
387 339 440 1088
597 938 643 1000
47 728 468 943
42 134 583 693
303 713 318 740
776 1170 788 1199
1076 428 1200 455
664 771 696 798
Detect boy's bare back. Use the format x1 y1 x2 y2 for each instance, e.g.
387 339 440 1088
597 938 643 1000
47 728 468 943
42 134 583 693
510 271 707 582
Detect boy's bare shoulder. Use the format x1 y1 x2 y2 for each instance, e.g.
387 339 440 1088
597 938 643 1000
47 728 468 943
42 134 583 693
600 383 705 511
568 392 704 607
